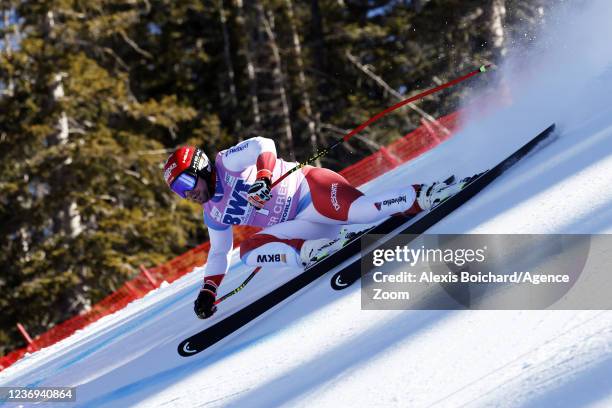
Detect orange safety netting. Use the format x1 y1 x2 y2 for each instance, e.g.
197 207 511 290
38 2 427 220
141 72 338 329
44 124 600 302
0 111 461 371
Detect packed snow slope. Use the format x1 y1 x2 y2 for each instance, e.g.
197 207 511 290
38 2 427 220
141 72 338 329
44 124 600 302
2 1 612 407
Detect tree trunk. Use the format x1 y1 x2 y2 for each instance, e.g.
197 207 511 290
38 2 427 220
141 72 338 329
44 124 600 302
310 0 327 85
234 0 261 129
2 9 12 63
46 11 83 240
217 0 241 133
2 8 15 97
284 0 319 165
487 0 507 61
259 4 294 158
44 12 67 145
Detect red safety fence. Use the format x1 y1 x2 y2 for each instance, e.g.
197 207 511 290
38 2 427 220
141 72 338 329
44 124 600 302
0 111 462 371
340 112 461 185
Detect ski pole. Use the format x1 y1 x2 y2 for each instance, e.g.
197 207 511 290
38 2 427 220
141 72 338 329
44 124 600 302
271 64 491 188
214 266 262 305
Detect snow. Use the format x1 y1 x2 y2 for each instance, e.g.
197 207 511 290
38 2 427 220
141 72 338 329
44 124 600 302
2 1 612 407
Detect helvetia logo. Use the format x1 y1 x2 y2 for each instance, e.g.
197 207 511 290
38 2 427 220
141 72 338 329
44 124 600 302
330 183 340 211
256 254 287 263
224 142 249 156
375 195 407 210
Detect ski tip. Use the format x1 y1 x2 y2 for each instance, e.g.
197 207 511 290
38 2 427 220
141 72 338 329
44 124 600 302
479 65 488 72
443 175 456 184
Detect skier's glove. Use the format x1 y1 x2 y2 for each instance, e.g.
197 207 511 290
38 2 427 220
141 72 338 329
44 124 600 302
247 175 272 209
194 282 218 319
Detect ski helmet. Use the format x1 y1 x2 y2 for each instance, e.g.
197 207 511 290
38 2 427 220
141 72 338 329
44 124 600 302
163 146 213 198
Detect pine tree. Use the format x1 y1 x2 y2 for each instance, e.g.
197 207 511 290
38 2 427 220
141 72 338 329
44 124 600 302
0 0 205 354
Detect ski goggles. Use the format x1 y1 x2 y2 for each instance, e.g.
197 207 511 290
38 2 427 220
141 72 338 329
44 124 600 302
171 172 197 198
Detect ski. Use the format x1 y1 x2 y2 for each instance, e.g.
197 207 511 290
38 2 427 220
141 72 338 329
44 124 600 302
177 123 555 357
331 123 556 289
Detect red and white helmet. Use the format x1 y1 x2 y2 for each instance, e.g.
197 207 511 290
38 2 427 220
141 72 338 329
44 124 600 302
163 146 213 197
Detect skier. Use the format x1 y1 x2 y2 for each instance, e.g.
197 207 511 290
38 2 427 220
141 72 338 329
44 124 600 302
163 137 466 319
